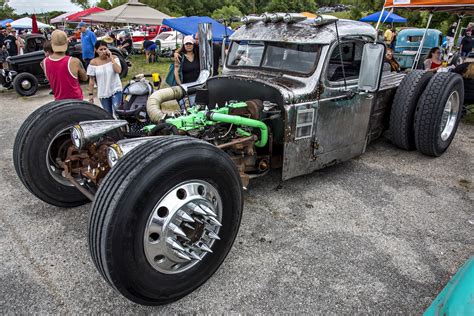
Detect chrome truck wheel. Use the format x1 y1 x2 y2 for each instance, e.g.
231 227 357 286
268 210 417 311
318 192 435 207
13 100 118 207
88 136 243 305
415 72 464 157
144 180 223 274
439 91 460 142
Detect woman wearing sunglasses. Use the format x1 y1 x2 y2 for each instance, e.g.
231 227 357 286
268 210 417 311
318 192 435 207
424 47 443 72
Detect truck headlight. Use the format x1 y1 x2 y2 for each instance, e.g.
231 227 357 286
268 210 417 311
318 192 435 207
71 125 84 149
107 144 122 167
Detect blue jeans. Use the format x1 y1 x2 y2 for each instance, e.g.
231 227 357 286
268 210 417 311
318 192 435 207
100 91 122 114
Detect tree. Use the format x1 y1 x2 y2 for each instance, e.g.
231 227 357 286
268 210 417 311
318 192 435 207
71 0 90 10
96 0 112 10
212 5 242 20
111 0 128 8
0 0 15 20
265 0 317 13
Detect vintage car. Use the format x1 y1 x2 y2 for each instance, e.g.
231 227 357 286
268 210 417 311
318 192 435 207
0 34 48 96
393 28 443 69
13 15 464 305
132 30 183 54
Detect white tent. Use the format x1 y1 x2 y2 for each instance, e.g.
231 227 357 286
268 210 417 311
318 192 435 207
87 0 170 25
51 12 76 24
11 17 52 29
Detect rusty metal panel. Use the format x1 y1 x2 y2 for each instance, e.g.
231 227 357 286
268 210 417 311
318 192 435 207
230 19 376 45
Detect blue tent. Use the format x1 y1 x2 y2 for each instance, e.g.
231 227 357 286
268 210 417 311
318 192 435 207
162 16 233 42
360 11 407 23
0 18 13 27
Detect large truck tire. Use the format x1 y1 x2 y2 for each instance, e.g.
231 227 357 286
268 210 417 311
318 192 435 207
13 100 119 207
88 136 243 305
13 72 39 97
414 72 464 157
390 70 433 150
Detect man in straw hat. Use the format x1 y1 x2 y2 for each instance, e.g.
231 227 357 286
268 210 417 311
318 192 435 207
41 30 87 100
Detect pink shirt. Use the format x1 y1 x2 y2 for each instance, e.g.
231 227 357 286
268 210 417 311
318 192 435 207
44 56 83 101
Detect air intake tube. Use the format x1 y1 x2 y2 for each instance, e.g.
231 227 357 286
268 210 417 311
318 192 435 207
146 23 214 123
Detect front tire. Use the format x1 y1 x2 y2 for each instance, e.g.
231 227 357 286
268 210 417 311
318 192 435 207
13 72 39 96
415 72 464 156
13 100 119 207
88 136 243 305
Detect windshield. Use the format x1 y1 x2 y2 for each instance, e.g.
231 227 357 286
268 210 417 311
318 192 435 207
227 41 320 75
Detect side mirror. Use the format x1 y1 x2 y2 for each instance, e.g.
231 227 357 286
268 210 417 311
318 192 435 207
358 42 385 93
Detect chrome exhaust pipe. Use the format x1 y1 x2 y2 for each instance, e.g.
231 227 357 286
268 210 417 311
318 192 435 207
71 120 128 150
147 23 214 123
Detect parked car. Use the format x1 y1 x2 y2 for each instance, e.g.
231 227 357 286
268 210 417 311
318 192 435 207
394 28 443 69
13 15 464 305
0 34 48 96
133 31 183 53
131 25 172 43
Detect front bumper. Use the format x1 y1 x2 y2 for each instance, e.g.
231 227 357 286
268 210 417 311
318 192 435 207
0 69 16 88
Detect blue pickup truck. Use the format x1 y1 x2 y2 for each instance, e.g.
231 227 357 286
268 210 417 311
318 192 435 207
394 28 443 69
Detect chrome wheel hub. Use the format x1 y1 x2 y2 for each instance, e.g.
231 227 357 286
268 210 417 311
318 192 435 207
21 80 31 90
46 127 76 186
144 180 222 274
440 90 460 141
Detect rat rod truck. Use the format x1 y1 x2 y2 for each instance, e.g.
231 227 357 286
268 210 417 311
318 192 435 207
13 15 464 305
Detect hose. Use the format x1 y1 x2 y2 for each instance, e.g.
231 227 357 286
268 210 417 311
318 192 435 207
209 112 268 147
146 86 184 123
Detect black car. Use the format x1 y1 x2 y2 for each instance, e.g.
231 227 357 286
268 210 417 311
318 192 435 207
1 34 130 97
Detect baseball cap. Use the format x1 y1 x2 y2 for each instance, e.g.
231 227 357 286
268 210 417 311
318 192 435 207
51 30 68 53
183 35 195 45
76 22 86 29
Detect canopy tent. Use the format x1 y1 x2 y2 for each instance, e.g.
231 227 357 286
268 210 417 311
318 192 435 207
50 12 75 24
163 16 234 42
384 0 474 13
0 18 13 27
11 17 52 29
87 0 170 25
65 7 105 22
360 10 407 23
301 12 317 18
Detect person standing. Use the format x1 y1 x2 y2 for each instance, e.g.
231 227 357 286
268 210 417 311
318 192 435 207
3 28 18 57
384 28 393 47
460 29 473 62
446 22 457 51
87 40 122 114
390 29 397 50
42 30 87 100
77 22 96 69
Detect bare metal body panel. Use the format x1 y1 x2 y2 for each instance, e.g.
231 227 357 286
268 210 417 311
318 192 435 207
222 19 402 180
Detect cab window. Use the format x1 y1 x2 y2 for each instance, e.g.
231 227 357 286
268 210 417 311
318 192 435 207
326 40 364 83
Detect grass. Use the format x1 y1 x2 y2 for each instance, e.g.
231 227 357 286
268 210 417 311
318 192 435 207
123 54 173 85
463 104 474 124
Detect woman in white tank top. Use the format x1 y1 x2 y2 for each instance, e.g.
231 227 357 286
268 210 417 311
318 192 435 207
87 40 122 114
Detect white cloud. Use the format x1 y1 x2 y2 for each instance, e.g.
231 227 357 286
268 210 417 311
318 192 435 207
8 0 86 14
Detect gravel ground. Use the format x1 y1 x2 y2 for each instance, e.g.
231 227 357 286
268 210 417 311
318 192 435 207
0 87 473 313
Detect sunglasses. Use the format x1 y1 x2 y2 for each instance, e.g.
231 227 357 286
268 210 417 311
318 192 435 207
184 43 194 46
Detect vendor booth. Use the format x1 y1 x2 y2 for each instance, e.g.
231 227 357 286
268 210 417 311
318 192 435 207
162 16 233 42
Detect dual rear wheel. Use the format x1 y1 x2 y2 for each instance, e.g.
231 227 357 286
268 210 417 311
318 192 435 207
390 71 464 156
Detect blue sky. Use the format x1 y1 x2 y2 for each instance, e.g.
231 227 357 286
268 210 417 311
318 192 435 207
9 0 85 14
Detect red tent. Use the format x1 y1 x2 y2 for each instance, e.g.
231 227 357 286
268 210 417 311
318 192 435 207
65 7 105 22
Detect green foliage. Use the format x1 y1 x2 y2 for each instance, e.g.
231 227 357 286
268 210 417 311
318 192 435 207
0 0 15 20
110 0 127 8
96 0 112 10
71 0 90 10
212 5 242 20
265 0 317 13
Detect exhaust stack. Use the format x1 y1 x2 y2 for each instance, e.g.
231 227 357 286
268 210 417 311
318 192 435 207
147 23 214 123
